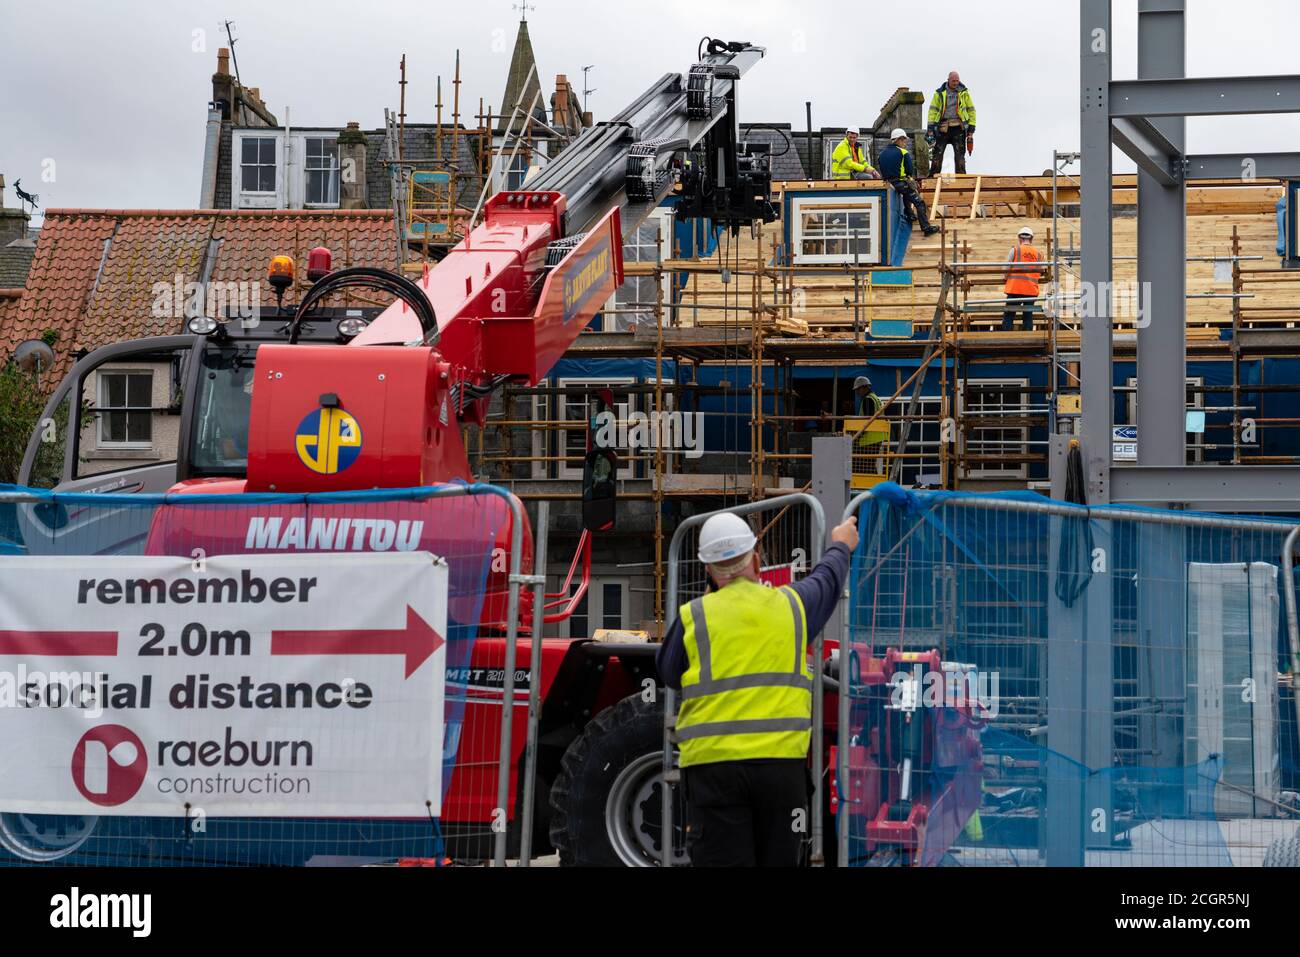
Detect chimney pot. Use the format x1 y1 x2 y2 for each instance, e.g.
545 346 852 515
217 48 230 75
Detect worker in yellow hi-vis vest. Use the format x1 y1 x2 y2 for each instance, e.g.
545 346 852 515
831 129 880 181
657 510 860 866
853 376 888 475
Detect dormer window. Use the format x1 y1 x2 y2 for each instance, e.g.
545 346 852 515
240 136 277 194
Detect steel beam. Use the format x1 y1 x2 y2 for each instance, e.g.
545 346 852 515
1110 75 1300 117
1136 0 1186 470
1134 1 1188 827
1110 116 1179 185
1185 152 1300 180
1080 0 1113 505
1111 465 1300 512
1055 0 1117 870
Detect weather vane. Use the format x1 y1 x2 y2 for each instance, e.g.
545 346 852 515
14 178 39 214
512 2 535 21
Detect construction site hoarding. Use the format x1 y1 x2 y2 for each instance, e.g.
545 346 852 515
0 552 448 819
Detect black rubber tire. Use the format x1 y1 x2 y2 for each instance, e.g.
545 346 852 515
1263 829 1300 867
548 692 668 867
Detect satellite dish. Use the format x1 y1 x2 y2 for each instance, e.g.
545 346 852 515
14 339 55 374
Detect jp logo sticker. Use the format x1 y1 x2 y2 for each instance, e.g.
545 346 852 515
295 408 363 475
72 725 147 807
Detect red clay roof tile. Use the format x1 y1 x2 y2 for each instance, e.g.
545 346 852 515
1 209 396 381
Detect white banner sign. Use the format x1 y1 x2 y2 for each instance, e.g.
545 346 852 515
0 552 447 817
1113 425 1138 463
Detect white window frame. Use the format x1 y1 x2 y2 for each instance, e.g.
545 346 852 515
555 377 636 481
303 135 340 208
640 376 680 478
495 150 532 192
960 377 1030 480
884 394 942 486
236 133 279 201
790 195 882 266
604 207 675 331
97 370 154 449
564 576 631 639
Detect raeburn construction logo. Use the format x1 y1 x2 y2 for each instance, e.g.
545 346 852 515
295 408 363 475
71 724 147 807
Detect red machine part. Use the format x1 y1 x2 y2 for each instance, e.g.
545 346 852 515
147 480 536 634
307 246 333 281
441 636 642 824
246 345 464 493
351 194 623 431
835 649 983 866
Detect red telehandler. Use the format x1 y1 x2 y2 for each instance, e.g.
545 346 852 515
14 38 982 866
15 39 784 866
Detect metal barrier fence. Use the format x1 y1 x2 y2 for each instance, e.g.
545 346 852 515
838 485 1300 867
662 493 827 866
0 483 531 867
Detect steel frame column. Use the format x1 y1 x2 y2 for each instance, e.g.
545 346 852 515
1134 0 1189 819
1081 0 1114 506
1063 0 1117 867
1137 0 1187 469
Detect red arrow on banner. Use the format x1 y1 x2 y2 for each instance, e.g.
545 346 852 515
271 606 444 678
0 631 118 656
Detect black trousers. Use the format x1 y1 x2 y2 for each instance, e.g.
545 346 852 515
887 180 933 231
1002 294 1036 331
683 758 809 867
930 126 968 174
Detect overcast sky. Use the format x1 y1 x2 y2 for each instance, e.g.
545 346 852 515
3 0 1300 223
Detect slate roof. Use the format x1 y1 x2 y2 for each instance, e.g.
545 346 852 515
364 125 482 210
499 20 544 129
0 208 395 380
0 240 36 287
740 124 808 182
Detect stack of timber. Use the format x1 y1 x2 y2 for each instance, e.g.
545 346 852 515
632 174 1290 339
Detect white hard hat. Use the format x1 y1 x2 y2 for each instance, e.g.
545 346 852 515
891 128 908 141
854 376 872 390
1018 227 1035 239
698 512 757 565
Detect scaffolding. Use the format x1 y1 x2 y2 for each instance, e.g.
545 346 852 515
459 173 1300 628
396 51 490 270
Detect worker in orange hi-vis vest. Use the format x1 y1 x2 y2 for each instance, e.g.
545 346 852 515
1001 227 1042 332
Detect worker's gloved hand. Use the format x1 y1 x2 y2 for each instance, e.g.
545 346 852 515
831 516 860 552
925 132 936 146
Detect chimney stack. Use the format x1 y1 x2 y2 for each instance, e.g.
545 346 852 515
554 74 571 130
338 121 369 210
